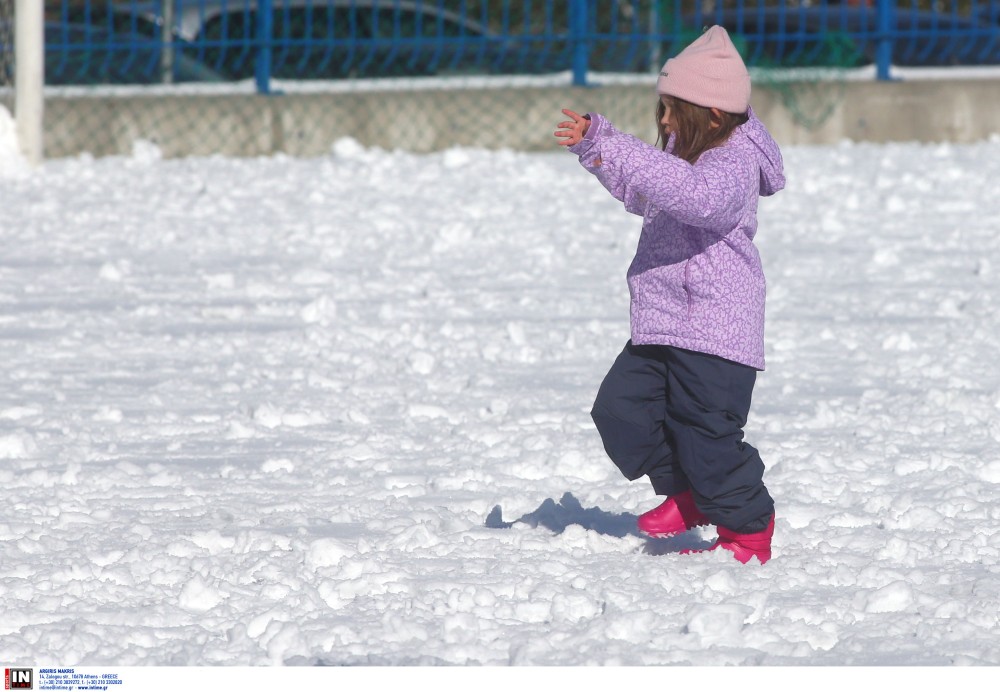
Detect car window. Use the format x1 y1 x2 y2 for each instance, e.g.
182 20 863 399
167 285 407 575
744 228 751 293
368 8 475 39
191 7 483 42
59 6 160 39
198 8 363 43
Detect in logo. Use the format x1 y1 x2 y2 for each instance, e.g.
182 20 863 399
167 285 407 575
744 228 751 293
4 669 33 690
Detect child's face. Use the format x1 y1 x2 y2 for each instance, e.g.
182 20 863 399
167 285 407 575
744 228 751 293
659 96 675 136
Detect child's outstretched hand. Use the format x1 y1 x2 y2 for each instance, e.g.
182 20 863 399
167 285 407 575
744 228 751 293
555 109 590 147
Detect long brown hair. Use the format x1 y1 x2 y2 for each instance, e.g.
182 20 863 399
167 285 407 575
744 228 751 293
656 96 749 164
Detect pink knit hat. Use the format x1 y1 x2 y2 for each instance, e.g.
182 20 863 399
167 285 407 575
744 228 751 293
657 25 751 114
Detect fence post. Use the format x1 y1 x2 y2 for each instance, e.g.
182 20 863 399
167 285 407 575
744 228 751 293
875 0 894 81
14 0 43 165
647 1 660 74
570 0 589 87
161 0 174 84
256 0 274 94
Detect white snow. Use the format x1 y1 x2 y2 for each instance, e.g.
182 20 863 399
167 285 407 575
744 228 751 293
0 104 26 174
1 131 999 667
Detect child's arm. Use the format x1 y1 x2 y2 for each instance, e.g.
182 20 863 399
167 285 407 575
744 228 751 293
565 113 746 228
556 110 647 216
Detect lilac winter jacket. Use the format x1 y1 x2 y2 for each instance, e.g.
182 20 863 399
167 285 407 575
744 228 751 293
568 109 785 369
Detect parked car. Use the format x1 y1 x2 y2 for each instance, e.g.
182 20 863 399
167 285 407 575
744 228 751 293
677 6 1000 68
108 0 509 79
41 20 226 85
103 0 644 79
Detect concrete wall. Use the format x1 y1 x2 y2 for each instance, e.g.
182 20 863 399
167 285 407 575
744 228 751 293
43 78 1000 159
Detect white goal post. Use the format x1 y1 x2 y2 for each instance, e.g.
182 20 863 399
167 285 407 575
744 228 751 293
14 0 43 165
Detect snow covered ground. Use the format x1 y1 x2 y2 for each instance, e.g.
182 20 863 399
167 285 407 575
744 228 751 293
1 119 999 666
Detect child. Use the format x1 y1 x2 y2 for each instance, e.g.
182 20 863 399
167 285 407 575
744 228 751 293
554 26 785 564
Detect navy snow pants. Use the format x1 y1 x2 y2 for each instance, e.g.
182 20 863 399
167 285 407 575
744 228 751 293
591 341 774 533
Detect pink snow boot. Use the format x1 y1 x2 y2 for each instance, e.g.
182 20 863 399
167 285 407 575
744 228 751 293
711 515 775 564
637 489 710 538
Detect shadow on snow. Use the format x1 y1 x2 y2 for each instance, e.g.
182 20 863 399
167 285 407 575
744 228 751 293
485 491 714 555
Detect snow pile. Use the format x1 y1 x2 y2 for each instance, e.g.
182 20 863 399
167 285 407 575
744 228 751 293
0 104 27 175
0 135 998 665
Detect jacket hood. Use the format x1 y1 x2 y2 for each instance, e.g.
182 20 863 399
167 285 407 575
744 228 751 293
741 108 785 197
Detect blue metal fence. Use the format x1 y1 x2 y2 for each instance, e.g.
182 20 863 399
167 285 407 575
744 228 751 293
41 0 1000 91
